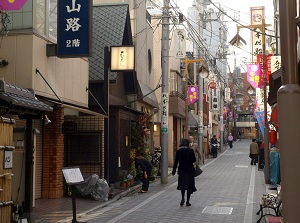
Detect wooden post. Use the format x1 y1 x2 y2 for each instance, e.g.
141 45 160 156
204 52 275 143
0 118 15 223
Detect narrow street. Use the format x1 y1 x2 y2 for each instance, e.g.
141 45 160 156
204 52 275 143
47 139 268 223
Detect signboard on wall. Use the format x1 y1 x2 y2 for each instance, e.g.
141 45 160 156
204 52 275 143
4 150 13 169
57 0 92 57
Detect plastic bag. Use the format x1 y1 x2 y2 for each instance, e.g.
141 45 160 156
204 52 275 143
76 174 99 196
90 179 110 201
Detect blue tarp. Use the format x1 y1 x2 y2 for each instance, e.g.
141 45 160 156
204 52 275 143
269 151 280 185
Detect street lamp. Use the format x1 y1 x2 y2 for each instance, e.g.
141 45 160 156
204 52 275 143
247 85 255 95
182 57 206 138
198 65 208 163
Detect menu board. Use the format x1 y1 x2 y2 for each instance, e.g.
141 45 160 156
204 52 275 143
62 167 84 185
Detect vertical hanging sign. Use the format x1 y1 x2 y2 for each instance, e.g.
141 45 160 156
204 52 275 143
250 6 264 63
173 29 186 59
187 86 198 105
161 93 169 133
211 88 219 111
271 56 281 73
57 0 92 57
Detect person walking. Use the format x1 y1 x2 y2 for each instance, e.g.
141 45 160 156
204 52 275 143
189 135 201 164
228 133 233 148
210 135 218 158
172 138 197 207
249 138 259 165
135 153 152 193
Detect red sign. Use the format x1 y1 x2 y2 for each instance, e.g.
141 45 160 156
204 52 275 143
0 0 28 11
209 82 217 89
257 54 272 86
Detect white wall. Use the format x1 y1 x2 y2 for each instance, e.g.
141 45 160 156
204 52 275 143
0 34 89 107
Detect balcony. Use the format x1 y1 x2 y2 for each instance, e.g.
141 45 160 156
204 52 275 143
169 91 185 118
236 114 256 127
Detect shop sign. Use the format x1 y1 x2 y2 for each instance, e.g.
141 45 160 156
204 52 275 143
211 88 219 111
62 122 77 133
57 0 92 57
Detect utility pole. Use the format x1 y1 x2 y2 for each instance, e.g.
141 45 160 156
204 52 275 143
278 1 300 221
160 0 170 184
261 18 270 184
198 74 204 163
219 87 224 152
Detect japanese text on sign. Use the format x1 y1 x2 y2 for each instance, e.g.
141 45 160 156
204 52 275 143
161 93 169 133
57 0 91 57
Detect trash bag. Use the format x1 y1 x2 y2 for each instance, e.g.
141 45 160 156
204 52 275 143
76 174 99 196
90 179 109 201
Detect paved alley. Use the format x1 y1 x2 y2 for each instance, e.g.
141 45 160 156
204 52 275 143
36 139 268 223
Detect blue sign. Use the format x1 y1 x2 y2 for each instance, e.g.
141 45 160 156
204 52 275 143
255 111 265 139
57 0 92 57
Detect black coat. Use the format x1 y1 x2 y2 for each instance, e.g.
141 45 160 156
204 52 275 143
135 158 152 174
172 146 196 175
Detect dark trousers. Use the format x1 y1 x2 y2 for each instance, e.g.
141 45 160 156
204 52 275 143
142 170 151 191
228 141 233 148
250 154 258 165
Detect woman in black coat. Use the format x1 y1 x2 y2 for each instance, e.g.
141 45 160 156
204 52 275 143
172 138 197 206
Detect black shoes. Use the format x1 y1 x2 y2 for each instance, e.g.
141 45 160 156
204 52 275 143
180 199 185 206
180 199 191 206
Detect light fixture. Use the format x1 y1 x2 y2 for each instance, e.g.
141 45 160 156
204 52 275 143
44 115 51 125
199 66 209 78
249 99 253 106
154 124 157 132
247 85 255 95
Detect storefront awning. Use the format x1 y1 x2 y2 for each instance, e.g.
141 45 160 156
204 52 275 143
268 69 282 106
189 111 198 127
0 80 53 117
138 81 159 108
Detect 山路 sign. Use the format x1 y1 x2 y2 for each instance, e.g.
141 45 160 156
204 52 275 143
57 0 92 57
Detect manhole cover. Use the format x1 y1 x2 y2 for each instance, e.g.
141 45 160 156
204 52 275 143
235 165 248 168
202 206 233 215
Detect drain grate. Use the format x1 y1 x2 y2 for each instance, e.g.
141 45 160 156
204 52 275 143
202 206 233 215
235 165 248 168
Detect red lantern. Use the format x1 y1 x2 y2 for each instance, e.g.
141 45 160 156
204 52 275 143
269 130 277 145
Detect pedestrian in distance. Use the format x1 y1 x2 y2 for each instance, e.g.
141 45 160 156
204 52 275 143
172 138 197 207
135 153 152 193
189 135 201 165
249 138 259 165
228 133 233 148
210 135 218 158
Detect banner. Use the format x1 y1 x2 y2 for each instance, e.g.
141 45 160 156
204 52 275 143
247 64 262 89
187 86 198 105
255 111 265 138
257 54 272 86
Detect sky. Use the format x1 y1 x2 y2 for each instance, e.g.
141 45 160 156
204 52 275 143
178 0 275 70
